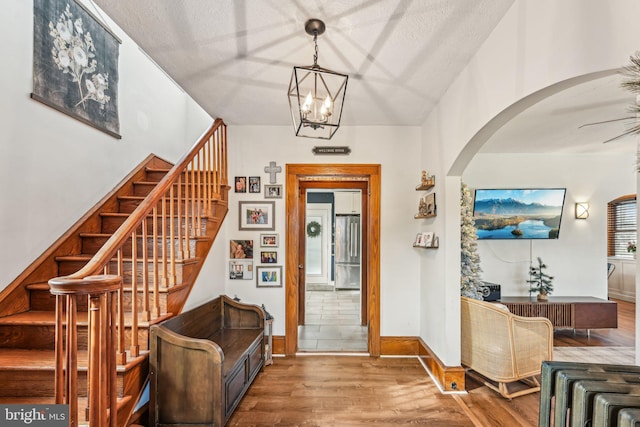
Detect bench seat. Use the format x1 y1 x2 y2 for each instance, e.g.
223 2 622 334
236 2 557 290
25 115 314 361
150 295 265 426
209 328 263 377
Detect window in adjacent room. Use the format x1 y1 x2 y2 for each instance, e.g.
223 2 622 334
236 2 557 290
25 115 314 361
608 195 637 258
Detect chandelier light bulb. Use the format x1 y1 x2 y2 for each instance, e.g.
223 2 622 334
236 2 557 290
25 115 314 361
303 92 313 111
324 95 332 110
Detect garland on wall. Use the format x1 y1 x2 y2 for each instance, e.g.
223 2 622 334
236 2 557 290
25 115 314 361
306 221 322 238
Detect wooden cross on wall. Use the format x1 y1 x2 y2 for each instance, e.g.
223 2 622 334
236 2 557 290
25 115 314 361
264 161 282 184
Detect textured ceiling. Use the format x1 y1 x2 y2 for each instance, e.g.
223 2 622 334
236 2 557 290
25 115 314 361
92 0 515 126
91 0 636 154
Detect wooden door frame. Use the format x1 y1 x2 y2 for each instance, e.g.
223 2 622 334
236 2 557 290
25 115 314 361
285 164 381 356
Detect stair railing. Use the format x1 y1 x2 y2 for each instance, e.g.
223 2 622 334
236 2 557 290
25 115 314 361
48 119 227 426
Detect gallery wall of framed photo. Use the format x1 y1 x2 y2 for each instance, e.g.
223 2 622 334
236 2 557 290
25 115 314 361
230 162 283 288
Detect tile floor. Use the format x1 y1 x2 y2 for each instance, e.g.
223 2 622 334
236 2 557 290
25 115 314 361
298 289 368 352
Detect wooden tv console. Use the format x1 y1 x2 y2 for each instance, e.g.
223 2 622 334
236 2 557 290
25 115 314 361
498 296 617 331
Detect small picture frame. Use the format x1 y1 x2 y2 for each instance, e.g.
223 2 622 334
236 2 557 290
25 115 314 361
264 184 282 199
261 233 279 247
229 260 253 280
234 176 247 193
414 233 423 246
249 176 261 193
425 193 436 216
261 251 277 263
422 232 434 247
239 201 275 231
230 240 253 259
257 266 282 287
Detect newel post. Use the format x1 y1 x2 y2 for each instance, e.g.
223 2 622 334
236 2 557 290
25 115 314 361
49 274 122 427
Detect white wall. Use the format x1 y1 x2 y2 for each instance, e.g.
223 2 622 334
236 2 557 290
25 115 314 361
463 153 636 298
184 229 228 310
0 1 215 293
420 0 640 366
225 125 422 336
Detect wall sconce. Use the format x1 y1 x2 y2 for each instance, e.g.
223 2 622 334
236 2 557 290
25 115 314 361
575 202 590 219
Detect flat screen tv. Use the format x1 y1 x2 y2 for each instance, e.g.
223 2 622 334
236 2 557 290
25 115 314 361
472 188 566 239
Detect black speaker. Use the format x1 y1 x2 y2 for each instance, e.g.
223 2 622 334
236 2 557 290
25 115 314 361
481 282 501 301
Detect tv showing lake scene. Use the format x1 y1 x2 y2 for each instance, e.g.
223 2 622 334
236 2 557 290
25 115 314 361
472 188 566 239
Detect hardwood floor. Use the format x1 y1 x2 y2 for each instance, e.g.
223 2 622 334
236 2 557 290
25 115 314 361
229 300 635 426
229 356 475 426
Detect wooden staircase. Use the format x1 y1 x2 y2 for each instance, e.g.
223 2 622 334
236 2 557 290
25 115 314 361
0 120 228 426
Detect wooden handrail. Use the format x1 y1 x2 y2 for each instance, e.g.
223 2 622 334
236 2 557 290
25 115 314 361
64 118 226 279
49 119 228 426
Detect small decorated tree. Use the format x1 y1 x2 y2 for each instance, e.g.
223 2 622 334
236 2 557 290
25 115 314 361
526 257 554 301
461 182 485 299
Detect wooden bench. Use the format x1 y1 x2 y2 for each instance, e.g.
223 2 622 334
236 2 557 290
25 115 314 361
149 295 265 426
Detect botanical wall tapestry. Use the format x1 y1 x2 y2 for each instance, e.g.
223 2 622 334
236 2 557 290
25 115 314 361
32 0 121 138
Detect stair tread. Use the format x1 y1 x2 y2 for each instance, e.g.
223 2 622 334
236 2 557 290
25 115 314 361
53 254 201 264
144 167 171 173
0 310 174 328
0 347 149 369
26 281 187 294
99 212 223 224
100 212 212 218
25 282 50 291
135 179 223 186
118 194 223 201
0 348 86 369
79 232 210 241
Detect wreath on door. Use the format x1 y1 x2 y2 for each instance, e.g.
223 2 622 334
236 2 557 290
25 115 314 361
306 221 322 238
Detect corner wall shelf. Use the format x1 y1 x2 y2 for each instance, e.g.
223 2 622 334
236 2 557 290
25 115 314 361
414 213 436 219
412 244 439 249
415 183 434 191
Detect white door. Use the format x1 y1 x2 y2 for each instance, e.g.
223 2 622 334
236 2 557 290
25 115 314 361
306 203 332 286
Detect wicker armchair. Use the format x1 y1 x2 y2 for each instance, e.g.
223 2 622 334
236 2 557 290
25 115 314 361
461 296 553 399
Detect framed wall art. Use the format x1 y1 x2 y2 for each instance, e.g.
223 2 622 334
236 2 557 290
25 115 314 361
234 177 247 193
256 266 282 288
32 0 121 138
229 260 253 280
424 193 436 216
249 176 261 193
264 184 282 199
260 233 279 247
230 240 253 259
239 201 275 231
260 251 277 264
422 232 434 247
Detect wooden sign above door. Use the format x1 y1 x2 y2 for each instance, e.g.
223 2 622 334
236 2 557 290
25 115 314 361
312 146 351 155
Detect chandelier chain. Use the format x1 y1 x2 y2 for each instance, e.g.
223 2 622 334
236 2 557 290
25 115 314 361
313 32 318 66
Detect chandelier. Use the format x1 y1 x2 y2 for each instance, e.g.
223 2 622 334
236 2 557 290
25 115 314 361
288 19 348 140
